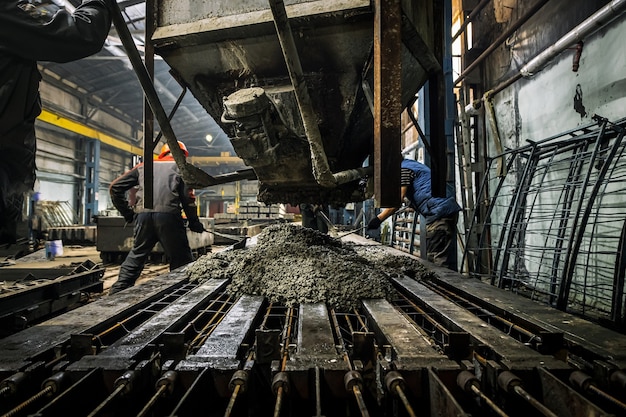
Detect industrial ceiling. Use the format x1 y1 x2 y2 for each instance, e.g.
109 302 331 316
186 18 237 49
39 0 233 159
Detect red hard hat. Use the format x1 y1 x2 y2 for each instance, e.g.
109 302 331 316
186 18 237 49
159 141 189 158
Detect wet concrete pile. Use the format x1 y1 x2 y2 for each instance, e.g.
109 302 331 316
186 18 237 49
187 223 434 309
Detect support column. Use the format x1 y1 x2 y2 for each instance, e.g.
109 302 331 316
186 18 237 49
84 139 100 224
143 0 156 208
418 87 429 260
429 0 447 198
443 0 459 270
373 0 402 207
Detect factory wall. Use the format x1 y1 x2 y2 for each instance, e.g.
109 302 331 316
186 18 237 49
487 0 625 147
34 78 140 224
473 0 626 319
97 148 136 214
35 126 80 205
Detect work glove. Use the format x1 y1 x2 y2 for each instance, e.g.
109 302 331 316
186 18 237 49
367 217 382 230
122 211 135 224
188 220 206 233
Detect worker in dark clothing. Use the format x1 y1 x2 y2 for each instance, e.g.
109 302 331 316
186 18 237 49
367 159 461 269
108 141 205 295
0 0 111 244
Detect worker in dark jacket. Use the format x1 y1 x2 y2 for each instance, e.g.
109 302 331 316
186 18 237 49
108 141 205 294
367 158 462 269
0 0 111 244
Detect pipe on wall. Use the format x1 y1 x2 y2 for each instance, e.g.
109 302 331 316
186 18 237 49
467 0 626 108
455 0 551 86
451 0 492 42
520 0 626 77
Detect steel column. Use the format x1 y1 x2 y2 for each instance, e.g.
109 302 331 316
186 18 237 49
612 218 626 330
373 0 402 207
428 0 447 198
84 139 100 224
143 0 155 208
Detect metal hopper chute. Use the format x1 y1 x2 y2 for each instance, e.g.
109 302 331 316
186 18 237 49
112 0 443 205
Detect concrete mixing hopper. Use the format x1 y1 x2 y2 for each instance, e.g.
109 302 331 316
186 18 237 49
153 0 440 204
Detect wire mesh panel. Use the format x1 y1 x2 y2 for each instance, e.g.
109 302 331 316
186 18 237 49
391 208 419 254
464 117 626 328
37 200 79 227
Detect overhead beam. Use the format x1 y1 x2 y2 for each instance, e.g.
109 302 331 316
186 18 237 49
39 67 142 126
187 156 246 166
37 108 143 156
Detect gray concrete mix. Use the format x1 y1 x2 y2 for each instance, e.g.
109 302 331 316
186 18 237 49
187 223 434 309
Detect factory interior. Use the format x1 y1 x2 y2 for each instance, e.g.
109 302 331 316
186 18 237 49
2 0 626 416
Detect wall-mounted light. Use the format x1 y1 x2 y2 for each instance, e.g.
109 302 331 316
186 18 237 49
205 134 213 143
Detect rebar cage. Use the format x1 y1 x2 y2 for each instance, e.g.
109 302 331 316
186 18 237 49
463 116 626 330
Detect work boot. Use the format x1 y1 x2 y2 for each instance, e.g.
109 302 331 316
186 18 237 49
108 281 132 295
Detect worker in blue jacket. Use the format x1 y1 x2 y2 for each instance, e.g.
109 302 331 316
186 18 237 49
108 141 205 295
367 159 461 269
0 0 111 244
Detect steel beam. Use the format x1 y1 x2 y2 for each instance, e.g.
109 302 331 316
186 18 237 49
392 275 567 371
84 139 100 223
400 13 441 76
373 0 402 207
143 0 155 208
428 268 626 369
0 269 189 375
37 109 142 155
428 0 447 198
286 303 348 399
67 279 228 372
